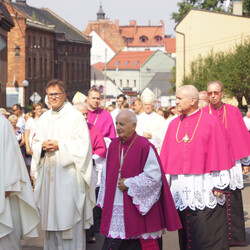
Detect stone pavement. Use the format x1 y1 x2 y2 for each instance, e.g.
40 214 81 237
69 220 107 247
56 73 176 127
22 173 250 250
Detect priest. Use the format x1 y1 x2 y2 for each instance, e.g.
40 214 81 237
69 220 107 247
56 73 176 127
32 79 96 250
0 110 40 249
87 87 116 146
98 109 182 250
203 80 250 245
160 85 234 250
136 88 165 153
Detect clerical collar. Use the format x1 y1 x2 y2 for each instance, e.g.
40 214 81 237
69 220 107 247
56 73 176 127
121 132 136 145
53 102 66 113
186 108 200 117
211 102 223 110
88 106 99 112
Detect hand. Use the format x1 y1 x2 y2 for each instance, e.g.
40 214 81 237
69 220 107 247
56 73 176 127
118 178 128 192
26 147 33 155
42 140 59 152
143 132 152 139
213 191 223 197
242 166 250 174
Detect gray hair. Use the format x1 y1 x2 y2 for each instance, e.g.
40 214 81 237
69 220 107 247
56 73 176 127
8 114 18 122
118 109 137 124
207 81 224 92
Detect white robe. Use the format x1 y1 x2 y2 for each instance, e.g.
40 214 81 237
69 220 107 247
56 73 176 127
0 112 39 249
32 103 95 249
136 112 165 151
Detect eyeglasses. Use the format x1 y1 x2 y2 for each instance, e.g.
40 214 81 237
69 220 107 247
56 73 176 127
207 91 221 96
11 109 17 112
47 92 64 99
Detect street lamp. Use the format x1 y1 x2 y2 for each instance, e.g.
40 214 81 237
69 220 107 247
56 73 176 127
22 80 29 107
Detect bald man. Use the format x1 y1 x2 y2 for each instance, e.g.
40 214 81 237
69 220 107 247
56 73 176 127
161 85 234 250
97 110 181 250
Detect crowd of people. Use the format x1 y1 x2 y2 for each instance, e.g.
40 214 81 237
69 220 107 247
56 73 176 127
0 78 249 250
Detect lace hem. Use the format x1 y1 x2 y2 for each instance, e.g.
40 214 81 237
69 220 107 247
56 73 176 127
169 172 229 211
229 161 244 190
125 174 161 215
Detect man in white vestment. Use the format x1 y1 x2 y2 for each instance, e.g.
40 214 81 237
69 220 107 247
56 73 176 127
32 79 96 250
0 110 40 250
136 88 164 152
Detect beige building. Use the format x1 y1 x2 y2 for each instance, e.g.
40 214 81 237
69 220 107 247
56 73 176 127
176 8 250 93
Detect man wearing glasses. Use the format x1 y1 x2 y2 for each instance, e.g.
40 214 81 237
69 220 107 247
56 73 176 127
11 103 25 130
203 81 250 246
32 79 95 250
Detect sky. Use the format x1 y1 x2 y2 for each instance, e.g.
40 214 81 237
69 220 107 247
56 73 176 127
25 0 180 36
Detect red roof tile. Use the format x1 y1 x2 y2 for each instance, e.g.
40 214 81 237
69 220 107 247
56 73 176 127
165 38 176 53
106 51 154 70
119 25 165 47
92 62 105 72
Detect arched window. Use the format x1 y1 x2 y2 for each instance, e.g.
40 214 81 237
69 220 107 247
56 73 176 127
140 36 148 43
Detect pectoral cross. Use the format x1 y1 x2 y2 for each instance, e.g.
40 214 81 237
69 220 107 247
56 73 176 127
183 187 191 200
183 133 189 143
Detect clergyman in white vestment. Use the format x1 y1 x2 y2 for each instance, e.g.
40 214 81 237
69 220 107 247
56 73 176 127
0 111 40 250
32 79 95 250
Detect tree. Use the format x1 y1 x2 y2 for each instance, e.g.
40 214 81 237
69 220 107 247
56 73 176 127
182 39 250 107
171 0 225 23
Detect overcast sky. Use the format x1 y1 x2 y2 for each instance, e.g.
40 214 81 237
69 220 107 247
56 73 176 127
25 0 180 36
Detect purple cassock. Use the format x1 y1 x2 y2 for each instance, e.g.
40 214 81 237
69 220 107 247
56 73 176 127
87 123 106 159
203 103 250 161
100 133 182 238
88 107 116 139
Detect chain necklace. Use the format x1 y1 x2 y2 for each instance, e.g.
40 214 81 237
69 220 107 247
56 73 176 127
209 103 227 128
176 109 202 143
118 134 138 177
88 108 99 125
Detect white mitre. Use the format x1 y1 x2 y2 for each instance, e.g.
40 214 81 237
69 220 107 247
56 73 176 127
141 88 156 104
72 91 87 104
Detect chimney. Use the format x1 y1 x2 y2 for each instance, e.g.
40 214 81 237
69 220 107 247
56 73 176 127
115 20 119 29
233 0 243 16
129 20 136 26
16 0 26 4
148 20 151 26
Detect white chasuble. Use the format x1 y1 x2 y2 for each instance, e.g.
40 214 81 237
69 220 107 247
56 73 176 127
0 112 39 248
136 112 165 151
32 102 95 232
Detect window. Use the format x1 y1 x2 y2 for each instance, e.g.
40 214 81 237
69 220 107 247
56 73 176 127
126 38 132 43
115 61 120 66
40 58 43 78
140 36 148 43
155 36 162 42
44 58 47 78
134 61 140 66
28 58 31 78
134 80 136 88
120 79 122 87
124 61 130 66
33 57 36 78
72 62 75 81
127 80 129 87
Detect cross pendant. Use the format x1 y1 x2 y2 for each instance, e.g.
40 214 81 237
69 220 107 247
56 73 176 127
183 133 189 142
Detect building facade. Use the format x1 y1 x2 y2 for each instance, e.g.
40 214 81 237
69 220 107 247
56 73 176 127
0 0 14 108
5 0 91 107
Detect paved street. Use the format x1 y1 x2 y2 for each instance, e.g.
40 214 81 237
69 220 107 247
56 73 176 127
22 173 250 250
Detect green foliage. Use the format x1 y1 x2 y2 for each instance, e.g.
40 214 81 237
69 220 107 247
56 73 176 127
171 0 226 23
182 38 250 107
243 0 250 15
32 11 36 21
169 66 176 94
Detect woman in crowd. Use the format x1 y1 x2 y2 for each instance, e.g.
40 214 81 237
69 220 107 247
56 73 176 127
8 114 25 152
24 102 43 183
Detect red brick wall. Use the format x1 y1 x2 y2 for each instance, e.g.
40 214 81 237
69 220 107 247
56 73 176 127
5 2 26 88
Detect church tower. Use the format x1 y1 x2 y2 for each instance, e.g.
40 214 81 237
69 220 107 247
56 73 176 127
97 3 105 20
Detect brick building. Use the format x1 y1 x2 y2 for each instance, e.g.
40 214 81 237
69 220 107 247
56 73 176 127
5 0 91 107
0 0 14 108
